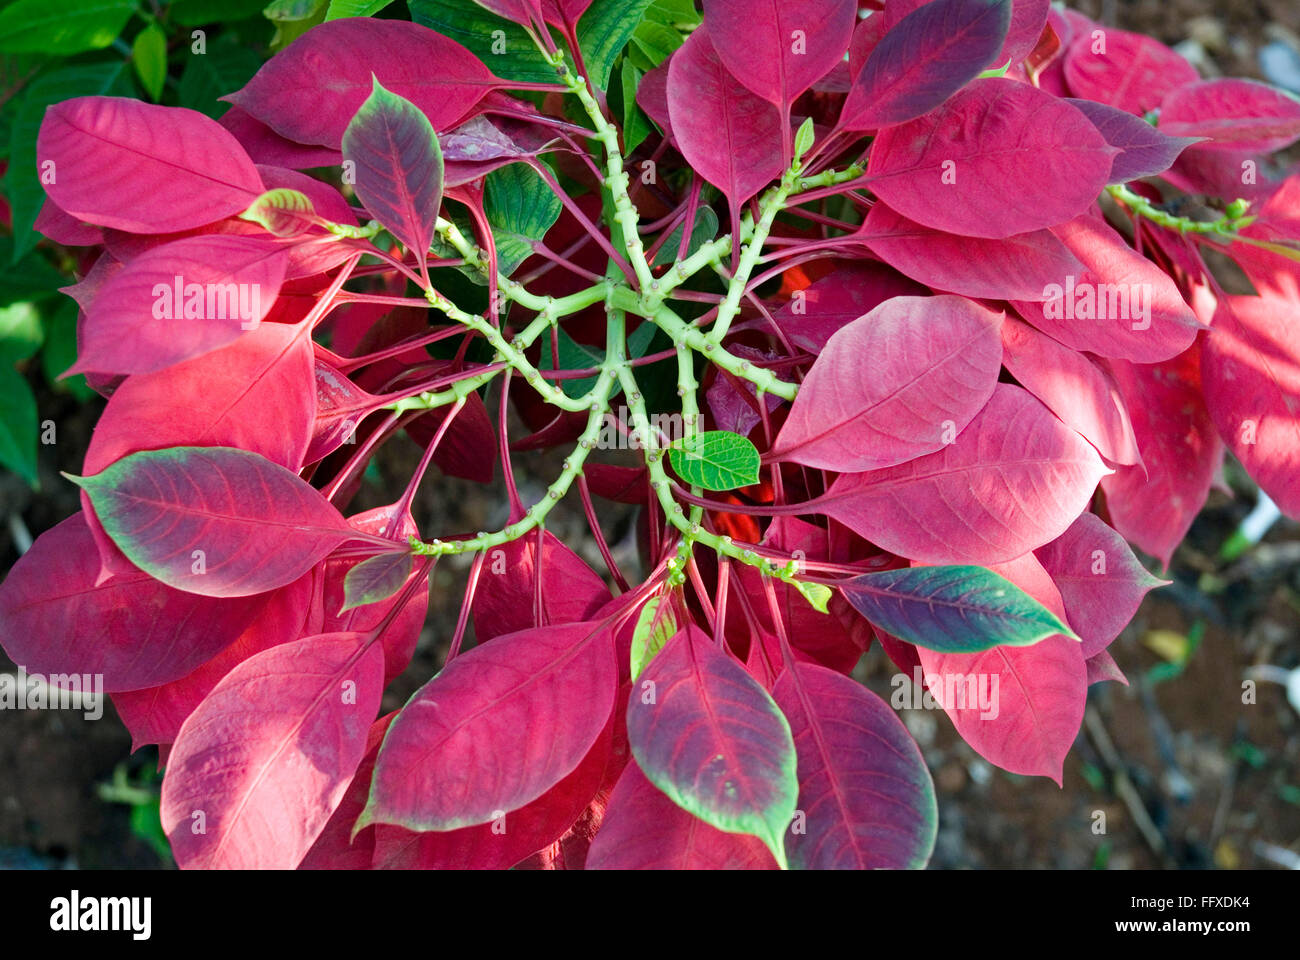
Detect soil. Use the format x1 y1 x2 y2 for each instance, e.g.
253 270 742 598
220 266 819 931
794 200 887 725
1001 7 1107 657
2 1 1299 870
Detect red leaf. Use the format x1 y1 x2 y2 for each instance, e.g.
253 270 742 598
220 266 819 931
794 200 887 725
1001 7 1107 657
772 261 927 353
884 0 1050 68
1063 26 1197 115
370 714 613 869
160 633 385 869
226 20 496 149
0 513 265 693
342 78 444 266
1066 98 1201 182
821 384 1109 564
1161 79 1300 153
112 571 318 748
1009 215 1202 363
471 530 612 643
1000 313 1141 465
84 322 315 475
702 0 857 111
841 0 1011 131
360 619 618 831
861 202 1085 302
1200 292 1300 518
299 712 397 870
666 26 785 211
74 446 357 597
38 98 264 233
773 661 936 868
1034 512 1167 658
866 79 1117 238
916 553 1085 783
71 235 287 376
625 625 797 862
771 294 1003 471
586 763 776 869
1100 350 1222 566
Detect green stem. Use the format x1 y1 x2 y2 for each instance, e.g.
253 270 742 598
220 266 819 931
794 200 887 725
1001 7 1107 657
412 308 628 557
1106 184 1256 237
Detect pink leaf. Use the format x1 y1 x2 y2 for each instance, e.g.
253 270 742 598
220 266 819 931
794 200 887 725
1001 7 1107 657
0 513 266 693
1034 512 1168 658
299 712 396 870
84 322 315 475
225 20 496 149
861 202 1084 302
1063 26 1197 115
112 571 318 748
773 661 937 868
342 77 444 266
821 383 1109 564
370 714 613 869
471 530 612 643
1009 215 1203 363
38 97 264 233
1160 78 1300 154
772 261 927 353
866 79 1117 238
360 619 618 831
74 446 357 597
772 295 1003 471
1100 350 1222 567
1066 98 1202 182
587 763 776 870
916 553 1086 783
884 0 1050 68
841 0 1011 131
702 0 857 111
160 633 385 869
71 235 287 376
1200 292 1300 518
1000 313 1141 465
666 26 785 211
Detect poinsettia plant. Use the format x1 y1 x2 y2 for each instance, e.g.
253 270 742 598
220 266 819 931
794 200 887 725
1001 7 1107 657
3 0 1299 870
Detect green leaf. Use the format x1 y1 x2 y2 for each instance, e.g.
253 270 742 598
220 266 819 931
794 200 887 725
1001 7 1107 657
325 0 395 18
410 0 652 89
630 597 677 681
482 162 562 275
265 0 328 49
977 59 1013 79
178 33 264 118
40 299 93 400
169 0 270 26
793 117 815 161
0 301 43 363
668 430 761 491
650 205 718 266
0 239 68 305
0 0 135 54
0 364 38 486
6 61 131 261
839 565 1080 655
240 188 317 237
618 59 653 154
132 23 168 102
541 317 656 399
341 550 413 612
